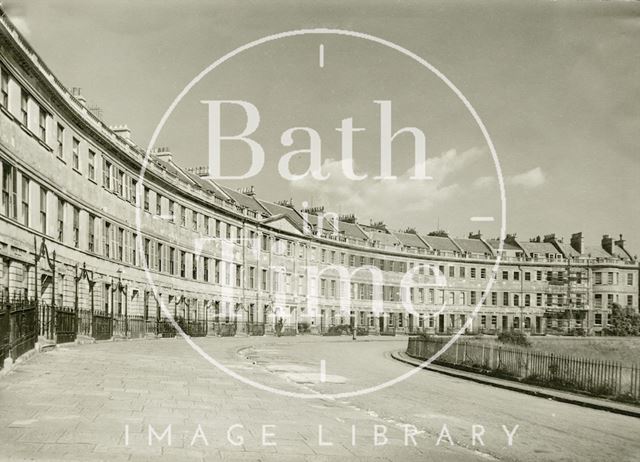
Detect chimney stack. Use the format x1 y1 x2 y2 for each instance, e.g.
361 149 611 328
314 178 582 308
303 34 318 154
111 124 131 141
72 87 86 106
152 146 172 162
601 234 614 255
570 232 584 254
615 234 625 249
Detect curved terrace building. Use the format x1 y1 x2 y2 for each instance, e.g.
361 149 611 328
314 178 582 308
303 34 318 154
0 10 637 338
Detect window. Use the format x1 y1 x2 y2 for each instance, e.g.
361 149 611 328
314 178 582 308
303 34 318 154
249 267 255 289
503 292 509 306
514 271 520 281
168 200 175 222
607 294 614 308
536 270 542 281
594 313 602 326
470 268 476 278
39 188 47 233
57 198 64 241
459 267 466 278
0 66 8 108
132 233 137 265
103 158 112 188
627 295 633 307
524 272 531 281
180 205 186 226
156 193 162 216
56 123 64 158
1 162 17 219
491 292 497 305
607 272 614 285
38 108 48 142
20 90 28 125
225 262 231 285
536 293 542 306
88 214 95 252
88 150 96 180
115 170 124 197
470 291 477 305
72 207 80 248
525 294 531 306
261 269 267 290
192 255 198 280
180 251 186 277
226 223 232 240
192 210 198 230
595 272 602 285
594 294 602 309
143 188 150 212
162 246 172 274
104 222 112 257
21 175 29 226
156 242 162 271
502 271 509 280
236 266 242 287
72 137 80 170
628 273 634 286
480 268 486 278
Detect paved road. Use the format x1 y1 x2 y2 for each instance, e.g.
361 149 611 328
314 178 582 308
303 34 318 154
0 336 638 461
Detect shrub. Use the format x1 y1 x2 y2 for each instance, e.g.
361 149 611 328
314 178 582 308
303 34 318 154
323 324 352 336
297 321 311 333
355 326 369 336
497 330 531 347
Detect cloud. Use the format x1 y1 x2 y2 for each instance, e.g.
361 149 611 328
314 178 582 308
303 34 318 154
288 147 485 223
509 167 546 188
473 167 546 189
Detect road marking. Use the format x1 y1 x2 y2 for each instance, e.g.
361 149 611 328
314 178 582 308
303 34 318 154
320 359 326 382
319 44 325 68
470 216 495 222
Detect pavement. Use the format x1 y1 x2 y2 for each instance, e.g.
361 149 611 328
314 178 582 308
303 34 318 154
0 335 638 461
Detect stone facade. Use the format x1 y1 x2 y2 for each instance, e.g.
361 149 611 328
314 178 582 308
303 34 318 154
0 11 637 336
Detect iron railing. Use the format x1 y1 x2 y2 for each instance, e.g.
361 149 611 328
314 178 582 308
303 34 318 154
407 336 640 402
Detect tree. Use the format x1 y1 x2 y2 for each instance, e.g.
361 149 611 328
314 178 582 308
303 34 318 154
605 303 640 336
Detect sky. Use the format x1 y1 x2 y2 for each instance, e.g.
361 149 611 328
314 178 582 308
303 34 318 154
4 0 639 254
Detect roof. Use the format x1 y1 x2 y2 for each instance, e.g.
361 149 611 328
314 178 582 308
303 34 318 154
555 242 581 258
486 239 521 252
584 245 614 259
421 235 459 253
517 241 560 256
454 238 492 255
219 186 265 215
258 200 307 231
610 244 633 260
338 221 369 241
363 229 402 247
393 232 429 249
303 212 337 233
